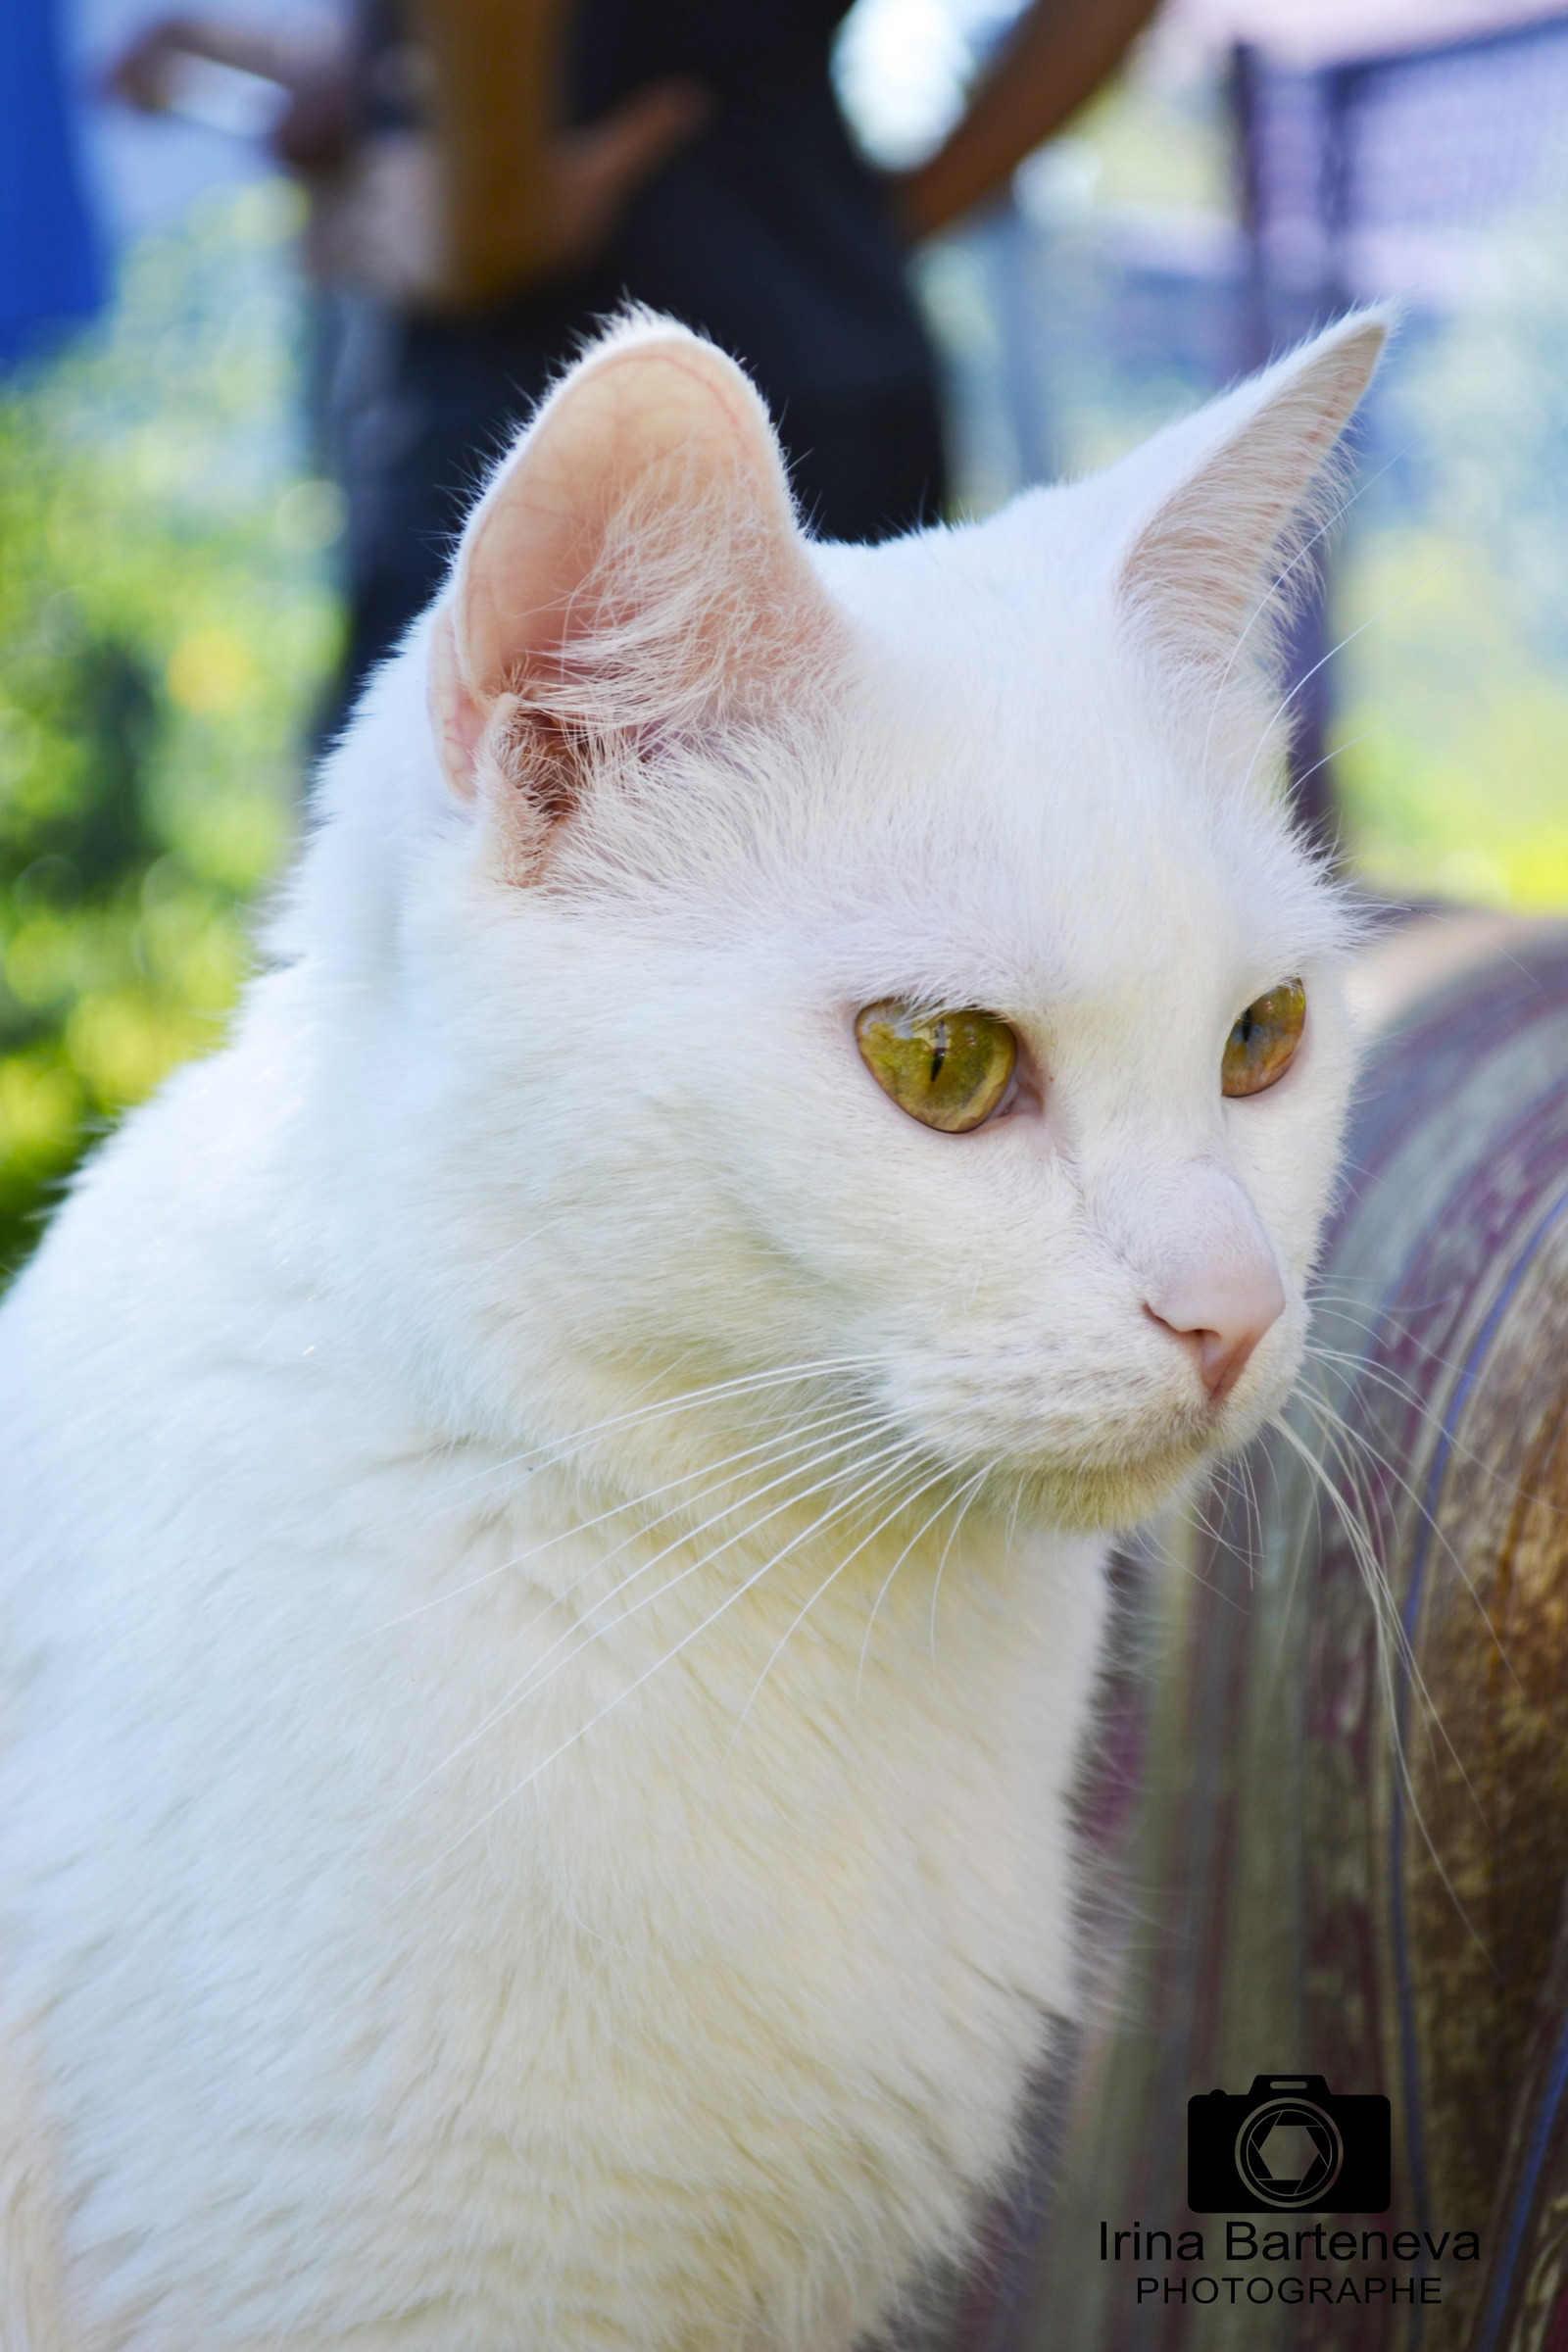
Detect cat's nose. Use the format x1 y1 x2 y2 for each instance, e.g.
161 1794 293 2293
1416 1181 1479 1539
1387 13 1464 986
1145 1277 1285 1401
1140 1166 1287 1403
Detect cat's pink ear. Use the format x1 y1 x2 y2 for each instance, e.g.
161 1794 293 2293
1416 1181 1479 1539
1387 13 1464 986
1114 309 1388 676
428 317 837 855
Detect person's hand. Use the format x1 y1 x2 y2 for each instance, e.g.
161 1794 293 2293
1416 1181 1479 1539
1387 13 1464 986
880 0 1161 243
530 78 710 283
110 6 710 313
270 54 361 174
107 13 355 168
107 15 212 111
307 77 710 311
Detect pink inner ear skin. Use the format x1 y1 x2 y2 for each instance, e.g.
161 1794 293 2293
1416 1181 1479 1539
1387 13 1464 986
456 340 799 704
428 610 486 802
1117 311 1387 671
427 322 842 814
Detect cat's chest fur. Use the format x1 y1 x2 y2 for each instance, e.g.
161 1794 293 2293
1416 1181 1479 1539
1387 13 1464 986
3 1225 1103 2349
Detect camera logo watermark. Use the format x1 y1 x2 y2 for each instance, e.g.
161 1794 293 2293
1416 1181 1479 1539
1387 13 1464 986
1234 2089 1343 2209
1189 2075 1390 2213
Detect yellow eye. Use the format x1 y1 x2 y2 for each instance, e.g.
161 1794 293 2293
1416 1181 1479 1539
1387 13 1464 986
1222 978 1305 1098
855 1001 1017 1133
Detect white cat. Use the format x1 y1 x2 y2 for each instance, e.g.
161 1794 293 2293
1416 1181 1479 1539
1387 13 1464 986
0 308 1381 2350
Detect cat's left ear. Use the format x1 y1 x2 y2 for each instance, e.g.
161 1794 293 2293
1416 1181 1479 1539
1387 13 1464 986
1110 308 1389 679
428 315 839 864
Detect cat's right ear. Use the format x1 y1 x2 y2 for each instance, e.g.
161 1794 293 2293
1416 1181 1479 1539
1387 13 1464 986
428 316 839 868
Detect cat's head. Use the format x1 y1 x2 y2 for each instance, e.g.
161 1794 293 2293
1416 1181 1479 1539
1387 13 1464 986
313 308 1384 1530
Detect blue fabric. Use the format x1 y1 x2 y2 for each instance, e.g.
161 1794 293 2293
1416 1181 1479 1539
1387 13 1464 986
1 0 103 368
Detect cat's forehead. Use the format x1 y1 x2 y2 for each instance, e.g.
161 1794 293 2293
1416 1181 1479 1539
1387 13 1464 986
804 514 1333 1009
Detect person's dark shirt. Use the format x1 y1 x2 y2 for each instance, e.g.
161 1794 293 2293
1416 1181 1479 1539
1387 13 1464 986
335 0 944 704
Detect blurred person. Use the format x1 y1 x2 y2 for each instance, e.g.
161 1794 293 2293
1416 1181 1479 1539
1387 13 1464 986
113 0 1158 710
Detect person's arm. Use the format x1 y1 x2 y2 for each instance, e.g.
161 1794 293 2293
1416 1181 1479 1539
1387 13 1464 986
110 13 323 96
109 16 359 171
401 0 707 307
399 0 556 298
892 0 1163 240
112 3 707 309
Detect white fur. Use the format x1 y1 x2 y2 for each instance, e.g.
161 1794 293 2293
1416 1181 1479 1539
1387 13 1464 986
0 311 1383 2349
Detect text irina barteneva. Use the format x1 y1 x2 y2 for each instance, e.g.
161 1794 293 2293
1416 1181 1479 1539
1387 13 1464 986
1100 2223 1481 2307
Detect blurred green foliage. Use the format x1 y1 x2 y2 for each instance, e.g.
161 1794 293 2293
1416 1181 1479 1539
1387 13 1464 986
1335 531 1568 908
0 178 342 1281
1334 266 1568 908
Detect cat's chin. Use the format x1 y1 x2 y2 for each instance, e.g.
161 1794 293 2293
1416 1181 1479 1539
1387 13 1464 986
886 1328 1303 1535
1012 1393 1285 1533
1019 1442 1214 1535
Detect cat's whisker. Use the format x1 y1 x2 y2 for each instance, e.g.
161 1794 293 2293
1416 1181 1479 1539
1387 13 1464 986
1308 1285 1437 1333
438 1404 906 1702
1174 1476 1251 1580
478 1415 912 1715
362 1373 906 1655
509 1408 912 1654
414 1420 906 1788
379 1350 902 1527
1273 1400 1410 1664
1306 1298 1481 1396
1284 726 1384 810
1295 1368 1521 1681
1149 1503 1253 1618
1303 1337 1449 1415
1268 1409 1423 1734
1203 1458 1250 1552
713 1452 949 1781
422 1436 950 1868
1307 1418 1514 1794
1237 551 1459 801
855 1466 991 1703
1003 1476 1027 1554
1303 1337 1544 1501
1171 1523 1257 1613
928 1460 995 1666
1199 445 1402 789
1306 1294 1469 1370
371 1394 890 1639
1293 1392 1493 1817
415 1415 913 1789
1267 1409 1489 1947
1241 1445 1271 1561
1209 1447 1265 1572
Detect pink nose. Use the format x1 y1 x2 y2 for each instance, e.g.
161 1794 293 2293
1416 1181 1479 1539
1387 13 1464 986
1145 1259 1286 1403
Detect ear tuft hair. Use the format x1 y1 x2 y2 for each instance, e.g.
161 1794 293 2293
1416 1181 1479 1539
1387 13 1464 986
1115 311 1389 691
429 313 841 872
466 694 596 882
